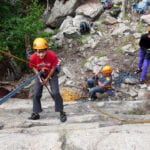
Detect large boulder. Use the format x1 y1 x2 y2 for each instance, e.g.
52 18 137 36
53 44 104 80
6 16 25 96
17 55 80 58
45 0 82 28
76 0 103 20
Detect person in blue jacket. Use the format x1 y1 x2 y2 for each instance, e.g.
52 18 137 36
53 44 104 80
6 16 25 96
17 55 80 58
136 26 150 83
87 65 113 101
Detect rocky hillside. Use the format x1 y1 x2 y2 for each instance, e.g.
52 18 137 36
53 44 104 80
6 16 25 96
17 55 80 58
0 0 150 149
1 0 150 101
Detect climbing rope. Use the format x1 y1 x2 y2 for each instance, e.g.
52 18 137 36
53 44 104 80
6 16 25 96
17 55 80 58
1 50 150 124
0 50 41 104
90 102 150 124
0 71 42 105
114 71 139 87
0 50 36 67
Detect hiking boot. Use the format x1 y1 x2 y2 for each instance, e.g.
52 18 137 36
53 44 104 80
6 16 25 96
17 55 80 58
60 111 67 122
28 113 40 120
96 92 108 99
90 97 96 101
139 80 145 84
135 68 142 74
90 95 97 101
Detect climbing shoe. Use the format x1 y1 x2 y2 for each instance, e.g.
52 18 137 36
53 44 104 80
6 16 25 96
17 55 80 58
28 113 40 120
60 111 67 122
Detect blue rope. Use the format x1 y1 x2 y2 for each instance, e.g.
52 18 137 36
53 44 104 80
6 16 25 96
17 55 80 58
0 71 42 105
114 71 138 87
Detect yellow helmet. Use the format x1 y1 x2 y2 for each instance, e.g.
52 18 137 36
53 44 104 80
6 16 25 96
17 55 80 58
101 65 112 75
147 26 150 32
33 38 48 50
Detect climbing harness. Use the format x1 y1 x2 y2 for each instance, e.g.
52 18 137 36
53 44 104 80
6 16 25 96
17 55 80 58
0 71 42 105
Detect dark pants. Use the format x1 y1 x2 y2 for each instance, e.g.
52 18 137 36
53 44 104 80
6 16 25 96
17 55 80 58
138 48 150 81
87 77 106 97
32 73 63 113
140 59 150 81
138 48 146 69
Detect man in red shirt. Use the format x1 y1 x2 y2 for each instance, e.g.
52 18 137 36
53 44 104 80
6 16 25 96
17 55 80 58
29 37 67 122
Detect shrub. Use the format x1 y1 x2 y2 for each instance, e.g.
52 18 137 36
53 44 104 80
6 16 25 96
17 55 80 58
0 0 53 70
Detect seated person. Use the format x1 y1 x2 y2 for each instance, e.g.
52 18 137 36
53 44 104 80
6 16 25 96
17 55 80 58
87 65 113 101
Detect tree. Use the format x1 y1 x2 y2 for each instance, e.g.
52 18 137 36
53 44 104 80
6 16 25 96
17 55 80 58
0 0 46 80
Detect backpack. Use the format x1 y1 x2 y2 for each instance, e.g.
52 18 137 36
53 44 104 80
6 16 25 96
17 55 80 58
101 0 113 9
80 21 90 34
109 2 122 18
133 0 150 14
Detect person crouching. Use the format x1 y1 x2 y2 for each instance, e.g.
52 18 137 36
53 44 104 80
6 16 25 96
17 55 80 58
87 65 113 101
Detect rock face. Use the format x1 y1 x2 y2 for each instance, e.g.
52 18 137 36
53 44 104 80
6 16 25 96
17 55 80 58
45 0 103 28
45 0 82 28
0 87 150 150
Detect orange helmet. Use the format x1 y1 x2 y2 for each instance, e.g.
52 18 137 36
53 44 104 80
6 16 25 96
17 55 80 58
33 38 48 50
147 26 150 32
101 65 112 75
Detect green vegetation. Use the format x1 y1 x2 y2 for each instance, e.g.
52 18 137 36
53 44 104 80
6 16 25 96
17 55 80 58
76 35 88 44
128 107 146 115
137 22 145 32
81 58 88 67
117 45 123 53
99 115 108 121
123 12 130 20
0 0 56 70
97 24 103 31
98 52 106 58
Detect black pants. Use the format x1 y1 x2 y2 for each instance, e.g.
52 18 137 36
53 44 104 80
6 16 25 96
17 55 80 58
32 73 63 113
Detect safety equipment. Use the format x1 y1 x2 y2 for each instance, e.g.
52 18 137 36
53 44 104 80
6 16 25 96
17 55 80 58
101 65 112 75
147 26 150 32
33 38 48 50
0 71 43 105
